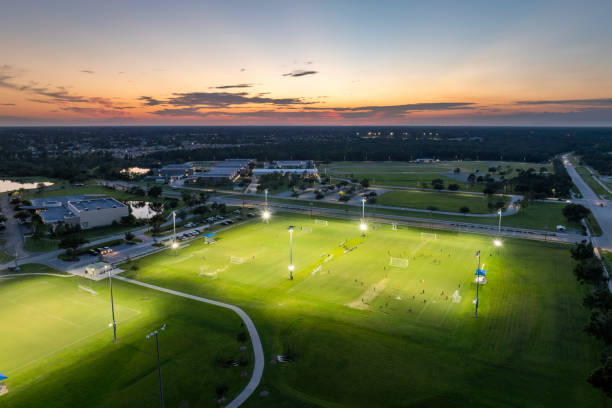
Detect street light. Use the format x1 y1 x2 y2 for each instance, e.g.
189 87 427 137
108 269 117 343
146 324 167 408
361 198 367 236
288 225 294 280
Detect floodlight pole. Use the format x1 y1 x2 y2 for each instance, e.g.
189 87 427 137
146 324 167 408
361 198 366 237
497 208 502 234
474 251 481 318
172 211 177 255
109 270 117 343
288 226 294 280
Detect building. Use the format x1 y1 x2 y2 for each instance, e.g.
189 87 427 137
197 158 255 185
157 163 198 180
252 159 318 178
25 195 129 229
272 160 314 169
85 262 111 278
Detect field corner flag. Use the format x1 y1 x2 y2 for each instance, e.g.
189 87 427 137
0 373 7 381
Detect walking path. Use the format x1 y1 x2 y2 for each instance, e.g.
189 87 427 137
114 276 264 408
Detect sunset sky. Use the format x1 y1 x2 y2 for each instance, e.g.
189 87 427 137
1 0 612 126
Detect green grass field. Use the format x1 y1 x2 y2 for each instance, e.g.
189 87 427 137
0 264 253 407
321 161 550 192
575 166 610 200
117 213 602 407
377 190 509 213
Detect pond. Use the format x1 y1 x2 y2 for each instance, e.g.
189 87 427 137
0 180 53 193
128 201 159 219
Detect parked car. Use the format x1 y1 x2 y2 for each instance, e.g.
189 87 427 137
88 249 98 256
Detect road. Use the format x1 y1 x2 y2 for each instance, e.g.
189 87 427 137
563 155 612 251
115 276 264 408
0 194 29 259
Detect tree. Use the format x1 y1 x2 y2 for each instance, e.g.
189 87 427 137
586 310 612 344
459 206 470 215
447 184 459 191
431 179 444 190
59 235 87 250
360 178 370 189
584 287 612 311
453 167 461 173
0 214 7 223
149 201 164 214
125 231 135 241
149 213 165 235
15 211 30 223
573 258 604 284
563 203 591 222
148 186 163 198
571 241 594 261
467 173 476 184
589 354 612 397
177 209 187 220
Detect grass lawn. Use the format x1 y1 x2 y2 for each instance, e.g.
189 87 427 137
333 172 472 190
377 190 509 213
0 264 253 407
23 237 60 252
120 213 602 407
575 167 610 200
0 249 14 263
225 193 585 233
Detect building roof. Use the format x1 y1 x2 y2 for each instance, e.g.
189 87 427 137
69 197 125 212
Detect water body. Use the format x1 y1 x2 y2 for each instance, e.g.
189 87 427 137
0 180 53 193
128 201 156 219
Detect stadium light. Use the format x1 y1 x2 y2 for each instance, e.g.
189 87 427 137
172 211 177 255
108 269 117 343
474 250 481 318
493 239 502 247
288 225 294 280
263 189 270 223
262 210 271 221
146 324 167 408
497 208 502 234
361 198 367 236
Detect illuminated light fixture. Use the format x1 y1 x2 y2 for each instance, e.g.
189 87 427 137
493 239 502 247
360 222 367 231
262 210 271 220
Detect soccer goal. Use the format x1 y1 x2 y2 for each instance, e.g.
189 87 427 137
451 290 462 303
389 257 409 268
301 226 313 233
420 232 437 240
314 219 328 226
392 223 398 230
230 256 245 264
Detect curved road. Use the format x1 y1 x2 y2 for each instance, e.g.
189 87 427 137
114 275 264 408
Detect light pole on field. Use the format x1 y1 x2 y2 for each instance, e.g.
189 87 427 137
262 189 270 223
108 269 117 343
172 211 178 255
146 324 167 408
360 198 367 236
288 225 294 280
497 208 502 234
474 251 482 318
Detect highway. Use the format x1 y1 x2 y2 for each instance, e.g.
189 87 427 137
563 155 612 250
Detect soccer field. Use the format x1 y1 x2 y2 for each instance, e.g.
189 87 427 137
0 267 252 407
120 213 603 407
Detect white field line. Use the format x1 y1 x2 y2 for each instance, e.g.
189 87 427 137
114 275 264 408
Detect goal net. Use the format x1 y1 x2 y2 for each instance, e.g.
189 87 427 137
421 232 437 240
392 223 398 230
301 226 312 233
230 256 245 264
314 219 328 226
452 290 462 303
389 257 409 268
